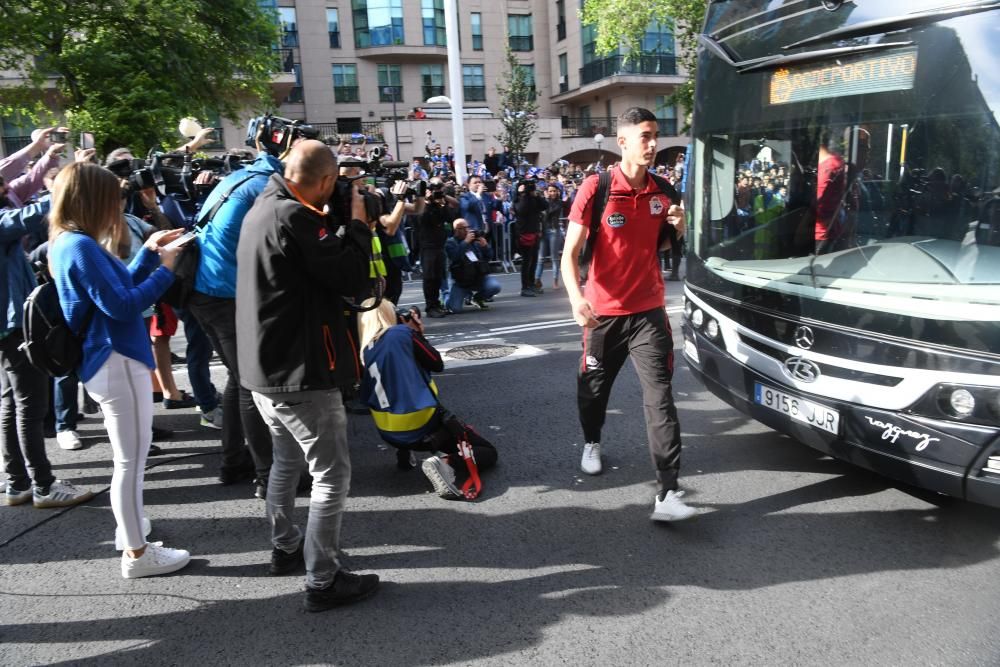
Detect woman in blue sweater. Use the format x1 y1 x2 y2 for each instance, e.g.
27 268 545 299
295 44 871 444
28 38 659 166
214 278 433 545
48 163 191 579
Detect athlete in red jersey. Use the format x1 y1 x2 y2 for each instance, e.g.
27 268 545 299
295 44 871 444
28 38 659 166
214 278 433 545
560 107 696 523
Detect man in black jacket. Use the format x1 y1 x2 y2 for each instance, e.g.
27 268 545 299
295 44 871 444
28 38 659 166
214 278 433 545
417 184 454 317
235 140 379 611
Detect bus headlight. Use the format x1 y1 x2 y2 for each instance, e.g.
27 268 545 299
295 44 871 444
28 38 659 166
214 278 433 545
692 309 704 328
705 318 720 340
948 389 976 418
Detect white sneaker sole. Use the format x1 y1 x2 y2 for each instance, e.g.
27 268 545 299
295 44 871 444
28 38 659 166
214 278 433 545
122 554 191 579
422 458 461 499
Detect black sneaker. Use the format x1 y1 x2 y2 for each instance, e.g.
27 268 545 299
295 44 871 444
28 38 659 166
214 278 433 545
520 288 536 297
219 460 254 485
163 392 197 409
426 305 447 318
254 477 267 500
269 543 304 575
303 570 380 612
472 297 490 310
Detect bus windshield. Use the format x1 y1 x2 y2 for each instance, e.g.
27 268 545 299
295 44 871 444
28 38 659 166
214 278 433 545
690 2 1000 311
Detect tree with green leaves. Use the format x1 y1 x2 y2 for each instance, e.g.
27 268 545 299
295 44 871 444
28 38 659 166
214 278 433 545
494 44 538 170
0 0 281 154
581 0 706 127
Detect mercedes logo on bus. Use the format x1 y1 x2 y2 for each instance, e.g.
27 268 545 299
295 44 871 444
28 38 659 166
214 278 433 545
783 356 821 383
793 325 815 350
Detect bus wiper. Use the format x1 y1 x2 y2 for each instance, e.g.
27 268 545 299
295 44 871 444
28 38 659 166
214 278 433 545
737 42 913 73
783 1 1000 50
697 34 783 69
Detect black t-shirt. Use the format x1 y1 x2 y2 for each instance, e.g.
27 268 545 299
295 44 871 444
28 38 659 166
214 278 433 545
418 202 453 249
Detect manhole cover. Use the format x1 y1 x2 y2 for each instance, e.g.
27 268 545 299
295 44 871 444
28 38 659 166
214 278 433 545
445 344 518 360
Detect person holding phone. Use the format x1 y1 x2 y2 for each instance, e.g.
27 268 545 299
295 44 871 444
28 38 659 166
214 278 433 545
0 127 67 211
48 162 192 577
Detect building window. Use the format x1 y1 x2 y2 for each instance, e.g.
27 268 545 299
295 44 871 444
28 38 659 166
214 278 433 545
655 95 678 135
558 53 568 93
286 63 304 103
333 64 360 103
352 0 404 48
421 64 445 101
378 64 402 102
462 65 486 102
279 7 298 47
581 21 607 65
508 14 533 51
642 21 675 54
556 0 566 41
471 13 482 51
522 64 536 99
327 8 341 48
421 0 445 46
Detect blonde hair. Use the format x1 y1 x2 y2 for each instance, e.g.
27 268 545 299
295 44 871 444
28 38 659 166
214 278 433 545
49 162 126 255
357 298 399 363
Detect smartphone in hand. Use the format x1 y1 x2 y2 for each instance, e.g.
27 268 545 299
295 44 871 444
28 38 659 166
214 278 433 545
164 231 197 250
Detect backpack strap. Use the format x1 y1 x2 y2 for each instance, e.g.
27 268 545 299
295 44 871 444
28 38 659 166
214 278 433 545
580 170 612 268
195 173 258 229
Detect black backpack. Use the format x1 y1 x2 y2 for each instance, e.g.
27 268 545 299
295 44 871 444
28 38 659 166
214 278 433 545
20 278 95 377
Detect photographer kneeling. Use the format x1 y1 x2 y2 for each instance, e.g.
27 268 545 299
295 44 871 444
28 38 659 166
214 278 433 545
358 301 497 499
444 219 500 313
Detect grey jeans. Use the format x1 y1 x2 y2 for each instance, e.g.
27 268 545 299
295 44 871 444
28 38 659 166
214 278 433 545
252 388 350 589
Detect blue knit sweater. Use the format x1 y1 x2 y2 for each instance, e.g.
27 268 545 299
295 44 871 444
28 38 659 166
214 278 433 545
49 232 175 382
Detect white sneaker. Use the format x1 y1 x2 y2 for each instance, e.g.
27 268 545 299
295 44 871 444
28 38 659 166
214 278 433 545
651 490 697 522
115 516 153 550
32 480 94 508
421 455 461 499
580 442 602 475
121 541 191 579
56 430 83 451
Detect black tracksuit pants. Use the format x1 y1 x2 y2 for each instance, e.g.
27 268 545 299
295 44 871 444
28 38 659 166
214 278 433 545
420 247 445 309
578 307 681 493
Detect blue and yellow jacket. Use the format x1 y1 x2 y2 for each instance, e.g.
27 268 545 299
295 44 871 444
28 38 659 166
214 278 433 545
361 324 444 446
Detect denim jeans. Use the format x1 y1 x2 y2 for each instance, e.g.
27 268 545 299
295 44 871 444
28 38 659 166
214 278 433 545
188 292 271 477
0 332 53 490
534 228 564 282
54 372 79 432
253 388 350 590
446 275 502 313
177 308 218 413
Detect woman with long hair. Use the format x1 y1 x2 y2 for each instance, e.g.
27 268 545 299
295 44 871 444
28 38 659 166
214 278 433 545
358 299 497 499
48 162 191 578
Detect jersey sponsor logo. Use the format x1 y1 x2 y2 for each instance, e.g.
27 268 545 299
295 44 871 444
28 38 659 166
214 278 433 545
606 212 626 228
649 196 664 216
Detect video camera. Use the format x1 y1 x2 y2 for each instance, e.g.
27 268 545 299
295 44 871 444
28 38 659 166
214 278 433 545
246 114 319 157
331 147 422 224
108 151 248 202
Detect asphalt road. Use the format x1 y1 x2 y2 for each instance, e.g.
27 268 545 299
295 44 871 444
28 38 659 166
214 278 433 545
3 268 1000 666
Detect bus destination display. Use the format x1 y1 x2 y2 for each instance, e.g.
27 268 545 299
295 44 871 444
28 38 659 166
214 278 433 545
769 47 918 105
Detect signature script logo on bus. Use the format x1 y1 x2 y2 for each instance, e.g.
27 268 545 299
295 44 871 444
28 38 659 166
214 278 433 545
783 356 820 383
864 416 939 452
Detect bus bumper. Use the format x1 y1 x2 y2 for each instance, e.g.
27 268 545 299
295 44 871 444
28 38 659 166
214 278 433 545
681 323 1000 508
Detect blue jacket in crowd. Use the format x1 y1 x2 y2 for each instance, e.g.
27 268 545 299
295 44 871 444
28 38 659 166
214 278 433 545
0 198 49 335
50 233 174 382
194 152 283 299
458 191 500 231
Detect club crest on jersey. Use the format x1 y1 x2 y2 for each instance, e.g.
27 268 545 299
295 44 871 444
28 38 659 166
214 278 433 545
649 196 664 216
317 226 329 241
606 212 626 228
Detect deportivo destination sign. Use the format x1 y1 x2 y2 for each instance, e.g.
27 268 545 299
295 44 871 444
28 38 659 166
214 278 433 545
768 47 918 105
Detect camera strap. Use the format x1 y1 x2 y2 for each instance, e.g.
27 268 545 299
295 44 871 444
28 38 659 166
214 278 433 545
455 435 483 500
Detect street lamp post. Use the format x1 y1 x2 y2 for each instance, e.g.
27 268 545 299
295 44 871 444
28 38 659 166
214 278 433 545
594 133 605 170
383 86 401 160
426 94 468 186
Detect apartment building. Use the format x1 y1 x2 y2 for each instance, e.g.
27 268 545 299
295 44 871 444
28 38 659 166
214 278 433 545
0 1 690 166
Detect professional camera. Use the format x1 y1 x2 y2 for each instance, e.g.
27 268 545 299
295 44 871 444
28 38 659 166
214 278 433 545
395 305 421 323
330 147 421 224
246 114 319 157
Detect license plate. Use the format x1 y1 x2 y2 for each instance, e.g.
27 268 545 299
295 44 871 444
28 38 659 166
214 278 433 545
754 383 840 435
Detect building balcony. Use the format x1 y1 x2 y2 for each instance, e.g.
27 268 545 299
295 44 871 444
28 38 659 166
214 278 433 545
581 54 677 85
562 116 616 138
311 121 384 143
355 44 448 63
552 54 684 105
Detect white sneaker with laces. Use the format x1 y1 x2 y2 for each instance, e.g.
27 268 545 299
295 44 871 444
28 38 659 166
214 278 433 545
651 490 697 522
421 455 461 499
580 442 602 475
56 430 83 450
115 516 153 551
32 480 95 508
121 541 191 579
